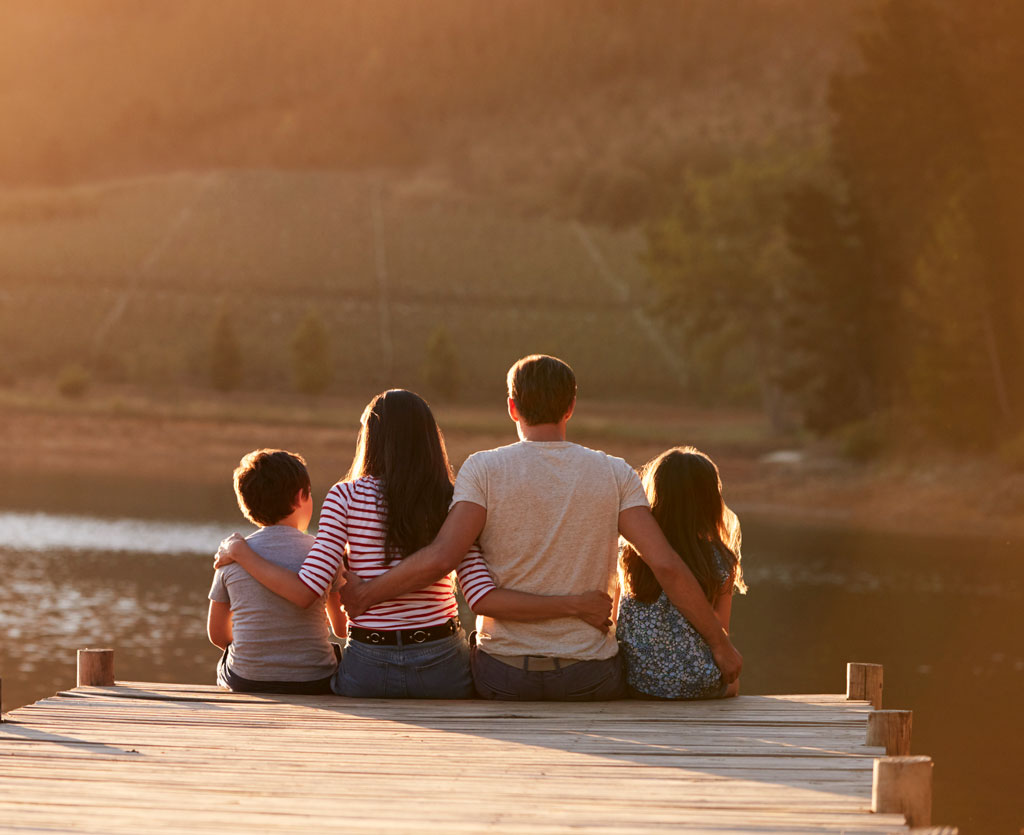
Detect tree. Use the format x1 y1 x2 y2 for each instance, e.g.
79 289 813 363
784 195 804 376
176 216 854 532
422 325 459 401
291 309 332 395
786 0 1024 441
209 309 242 391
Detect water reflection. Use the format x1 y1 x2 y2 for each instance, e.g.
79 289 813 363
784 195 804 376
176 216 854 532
0 510 249 554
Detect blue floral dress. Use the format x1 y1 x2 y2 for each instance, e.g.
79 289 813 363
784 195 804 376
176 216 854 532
617 548 732 700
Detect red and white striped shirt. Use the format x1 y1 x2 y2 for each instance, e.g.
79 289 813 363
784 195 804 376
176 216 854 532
298 476 495 629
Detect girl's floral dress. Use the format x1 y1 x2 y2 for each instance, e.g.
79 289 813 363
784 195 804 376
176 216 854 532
617 548 732 700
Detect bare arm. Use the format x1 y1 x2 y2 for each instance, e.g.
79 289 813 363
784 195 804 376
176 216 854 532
618 505 742 683
207 600 233 650
472 588 613 632
340 502 486 617
325 590 347 637
214 534 319 609
713 585 739 696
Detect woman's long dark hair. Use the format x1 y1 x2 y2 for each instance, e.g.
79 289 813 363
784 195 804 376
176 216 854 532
346 389 454 564
620 446 746 604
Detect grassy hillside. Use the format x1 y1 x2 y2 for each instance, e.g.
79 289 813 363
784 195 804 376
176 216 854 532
0 170 688 400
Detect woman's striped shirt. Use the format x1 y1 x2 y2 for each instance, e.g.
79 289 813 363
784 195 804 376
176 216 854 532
297 476 495 629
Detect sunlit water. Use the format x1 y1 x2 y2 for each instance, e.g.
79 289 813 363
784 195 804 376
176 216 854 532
0 510 250 554
0 508 1021 833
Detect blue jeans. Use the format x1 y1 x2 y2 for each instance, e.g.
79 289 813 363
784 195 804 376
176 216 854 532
217 644 339 695
471 647 627 701
332 632 475 699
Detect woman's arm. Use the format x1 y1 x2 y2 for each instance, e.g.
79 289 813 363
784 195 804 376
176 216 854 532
325 590 347 637
214 534 319 608
472 589 613 633
207 600 233 650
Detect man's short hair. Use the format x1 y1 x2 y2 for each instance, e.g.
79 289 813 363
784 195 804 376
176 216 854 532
506 354 577 425
233 449 311 527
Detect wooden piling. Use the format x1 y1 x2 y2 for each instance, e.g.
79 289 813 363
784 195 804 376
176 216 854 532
872 755 932 828
77 648 115 687
847 661 883 708
867 709 913 755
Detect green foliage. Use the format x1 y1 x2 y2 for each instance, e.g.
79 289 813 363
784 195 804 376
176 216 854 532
784 0 1024 443
422 325 460 401
832 417 887 463
291 309 332 395
56 363 90 398
644 152 815 420
209 309 242 392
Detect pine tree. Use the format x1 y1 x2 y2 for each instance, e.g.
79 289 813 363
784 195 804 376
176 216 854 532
291 309 332 395
209 309 242 391
422 325 459 401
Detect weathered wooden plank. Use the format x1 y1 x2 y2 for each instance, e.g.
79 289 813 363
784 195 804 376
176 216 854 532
0 682 908 833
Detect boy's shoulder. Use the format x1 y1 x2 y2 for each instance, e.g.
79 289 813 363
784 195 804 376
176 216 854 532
244 525 315 565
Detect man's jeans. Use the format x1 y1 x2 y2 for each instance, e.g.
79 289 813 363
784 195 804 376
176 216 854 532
332 632 475 699
471 646 627 701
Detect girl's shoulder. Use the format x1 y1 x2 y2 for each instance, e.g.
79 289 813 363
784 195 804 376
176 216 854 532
710 545 735 587
330 475 383 502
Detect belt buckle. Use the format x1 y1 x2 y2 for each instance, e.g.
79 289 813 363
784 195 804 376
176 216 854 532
411 630 428 644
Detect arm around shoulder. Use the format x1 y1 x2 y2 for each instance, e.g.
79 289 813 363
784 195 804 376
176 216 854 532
341 501 486 617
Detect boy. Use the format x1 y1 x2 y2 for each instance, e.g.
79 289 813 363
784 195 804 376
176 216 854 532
208 449 345 694
340 354 742 700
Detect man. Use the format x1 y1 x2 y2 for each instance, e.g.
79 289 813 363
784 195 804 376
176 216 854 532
341 354 742 700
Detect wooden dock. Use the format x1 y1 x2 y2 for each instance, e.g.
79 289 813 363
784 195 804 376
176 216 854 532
0 660 943 834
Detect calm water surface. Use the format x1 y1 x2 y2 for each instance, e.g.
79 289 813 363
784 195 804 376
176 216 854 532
0 491 1021 833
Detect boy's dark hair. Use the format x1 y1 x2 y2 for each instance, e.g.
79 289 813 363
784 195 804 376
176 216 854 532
233 449 311 526
506 354 577 425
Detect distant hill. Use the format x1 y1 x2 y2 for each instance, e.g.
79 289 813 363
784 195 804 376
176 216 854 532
0 0 862 201
0 169 694 400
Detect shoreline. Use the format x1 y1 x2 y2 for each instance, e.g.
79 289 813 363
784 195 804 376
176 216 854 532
5 389 1023 541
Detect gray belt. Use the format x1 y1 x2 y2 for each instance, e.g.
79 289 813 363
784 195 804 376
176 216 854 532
488 653 581 672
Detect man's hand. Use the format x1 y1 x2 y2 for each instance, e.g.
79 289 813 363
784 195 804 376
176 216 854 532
213 533 247 569
572 590 613 633
711 639 743 685
338 570 368 617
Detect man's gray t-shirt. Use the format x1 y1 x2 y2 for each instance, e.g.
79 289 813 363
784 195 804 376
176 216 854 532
208 525 337 682
453 440 649 660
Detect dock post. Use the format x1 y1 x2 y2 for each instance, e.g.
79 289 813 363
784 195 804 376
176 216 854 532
77 648 115 687
847 661 883 708
872 755 932 827
867 709 913 754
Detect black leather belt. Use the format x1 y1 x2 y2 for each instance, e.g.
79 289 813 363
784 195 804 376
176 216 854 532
348 618 460 646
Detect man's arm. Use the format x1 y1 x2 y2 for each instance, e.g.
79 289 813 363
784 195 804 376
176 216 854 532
214 534 319 609
207 600 233 650
340 501 486 618
472 589 613 632
618 505 742 683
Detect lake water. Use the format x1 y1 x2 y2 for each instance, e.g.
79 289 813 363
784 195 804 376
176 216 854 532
0 504 1020 833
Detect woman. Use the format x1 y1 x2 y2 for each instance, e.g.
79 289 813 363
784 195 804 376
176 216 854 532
215 388 610 698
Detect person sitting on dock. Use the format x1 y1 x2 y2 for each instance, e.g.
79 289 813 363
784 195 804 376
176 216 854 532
618 447 746 700
340 354 743 700
214 389 613 699
208 449 346 695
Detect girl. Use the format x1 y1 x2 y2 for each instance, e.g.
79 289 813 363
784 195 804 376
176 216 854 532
617 446 746 700
215 388 610 699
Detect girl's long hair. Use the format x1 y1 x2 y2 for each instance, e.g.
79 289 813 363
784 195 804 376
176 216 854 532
620 446 746 604
346 389 454 564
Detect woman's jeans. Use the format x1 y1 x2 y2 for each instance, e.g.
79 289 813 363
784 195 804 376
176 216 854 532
332 632 475 699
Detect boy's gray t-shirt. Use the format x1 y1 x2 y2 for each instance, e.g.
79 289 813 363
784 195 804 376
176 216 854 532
208 525 337 682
